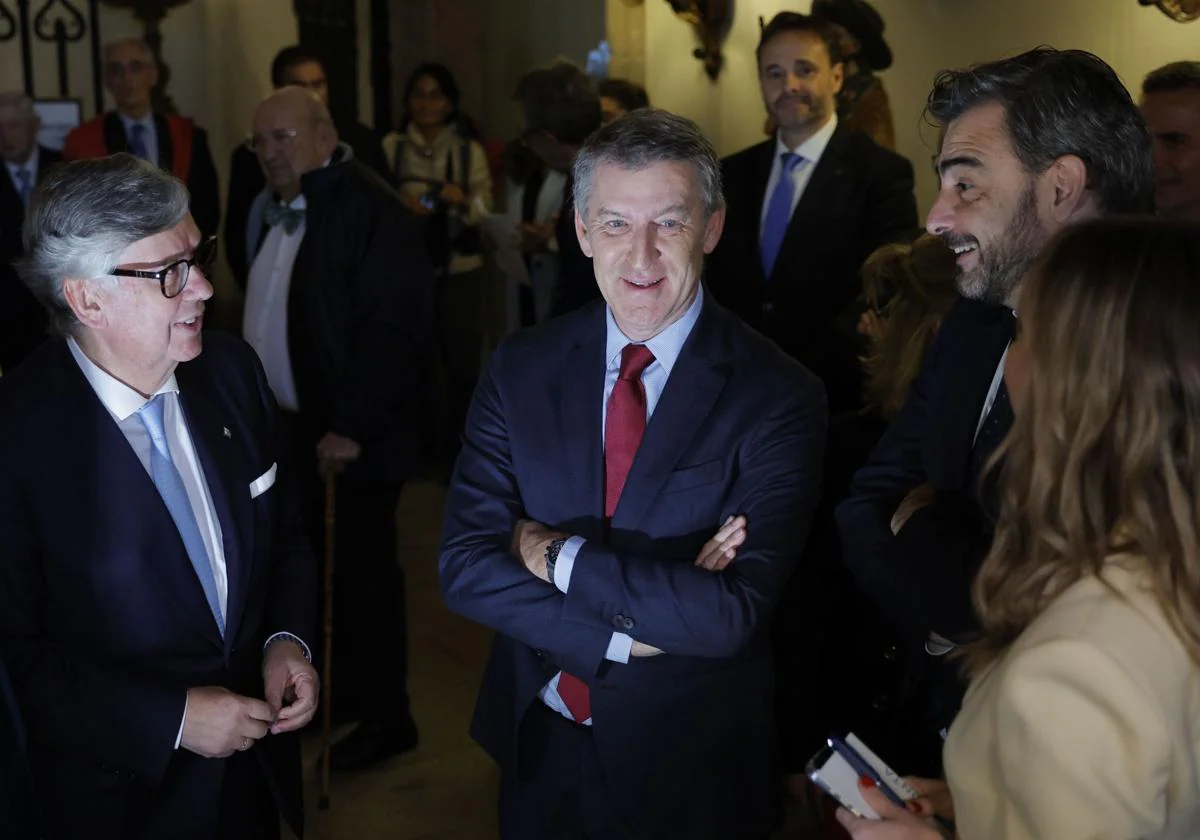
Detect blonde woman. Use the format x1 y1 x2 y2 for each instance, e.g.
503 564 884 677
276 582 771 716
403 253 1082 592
838 216 1200 839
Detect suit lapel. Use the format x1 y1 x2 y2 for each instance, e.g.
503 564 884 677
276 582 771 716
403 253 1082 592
558 315 607 535
743 142 775 282
176 365 251 649
769 126 848 284
154 113 174 174
612 302 731 532
102 112 127 155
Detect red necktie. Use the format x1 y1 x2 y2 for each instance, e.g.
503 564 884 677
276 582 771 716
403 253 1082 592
557 343 656 723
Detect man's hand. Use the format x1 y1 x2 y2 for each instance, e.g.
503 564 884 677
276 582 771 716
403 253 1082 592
180 686 276 759
511 519 569 583
517 220 555 253
262 641 320 735
694 515 747 571
890 483 937 535
316 432 361 479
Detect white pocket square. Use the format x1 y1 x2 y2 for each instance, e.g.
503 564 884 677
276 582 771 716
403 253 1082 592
249 462 277 499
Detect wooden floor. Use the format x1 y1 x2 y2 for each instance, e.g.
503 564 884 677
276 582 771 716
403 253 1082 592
291 480 824 840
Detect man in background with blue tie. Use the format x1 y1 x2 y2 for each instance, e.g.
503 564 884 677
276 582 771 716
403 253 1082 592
63 37 220 240
706 11 916 414
0 154 318 839
0 90 58 373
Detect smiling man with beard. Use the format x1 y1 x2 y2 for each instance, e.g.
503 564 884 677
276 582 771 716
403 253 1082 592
835 47 1154 776
706 11 916 414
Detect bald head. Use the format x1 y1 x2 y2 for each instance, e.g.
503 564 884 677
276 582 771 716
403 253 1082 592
251 86 339 201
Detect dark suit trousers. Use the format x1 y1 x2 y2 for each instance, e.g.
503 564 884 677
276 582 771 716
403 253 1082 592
500 702 632 840
283 412 411 727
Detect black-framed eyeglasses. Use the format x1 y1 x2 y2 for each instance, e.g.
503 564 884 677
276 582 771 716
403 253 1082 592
109 236 217 299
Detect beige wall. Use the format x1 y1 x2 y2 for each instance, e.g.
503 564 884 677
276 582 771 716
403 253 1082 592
639 0 1200 215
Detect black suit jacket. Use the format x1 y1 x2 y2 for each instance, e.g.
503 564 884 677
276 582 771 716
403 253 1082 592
0 335 317 839
0 145 60 372
440 295 827 839
835 298 1015 641
548 171 601 317
707 126 917 411
244 156 435 484
225 120 388 289
93 113 220 238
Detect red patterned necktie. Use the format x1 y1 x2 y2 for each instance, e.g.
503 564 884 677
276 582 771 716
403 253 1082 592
557 343 657 723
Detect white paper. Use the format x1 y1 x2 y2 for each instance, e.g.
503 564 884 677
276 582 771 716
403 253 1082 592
479 209 532 288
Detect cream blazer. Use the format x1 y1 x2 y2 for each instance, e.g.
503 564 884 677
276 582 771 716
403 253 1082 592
945 559 1200 839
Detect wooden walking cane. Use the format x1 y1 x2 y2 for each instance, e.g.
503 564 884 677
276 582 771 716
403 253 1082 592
318 473 336 810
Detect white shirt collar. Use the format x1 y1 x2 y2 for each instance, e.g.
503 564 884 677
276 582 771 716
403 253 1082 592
605 285 705 376
775 113 838 163
66 336 179 421
6 145 38 180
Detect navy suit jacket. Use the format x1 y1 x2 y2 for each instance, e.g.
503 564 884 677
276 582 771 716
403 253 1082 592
440 295 827 839
0 334 316 839
835 297 1015 642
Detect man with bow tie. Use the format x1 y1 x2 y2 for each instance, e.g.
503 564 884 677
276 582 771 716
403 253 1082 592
0 90 58 373
0 154 319 839
242 86 434 771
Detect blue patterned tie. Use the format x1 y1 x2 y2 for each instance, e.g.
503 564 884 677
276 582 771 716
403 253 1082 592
15 167 32 207
760 152 805 278
128 123 149 160
137 394 224 634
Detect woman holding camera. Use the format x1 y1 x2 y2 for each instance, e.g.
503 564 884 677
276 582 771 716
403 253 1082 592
384 62 493 468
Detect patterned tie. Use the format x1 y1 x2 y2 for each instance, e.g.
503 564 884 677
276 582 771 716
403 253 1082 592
137 394 225 634
263 201 306 235
128 123 149 160
557 343 657 723
15 167 32 207
760 152 805 278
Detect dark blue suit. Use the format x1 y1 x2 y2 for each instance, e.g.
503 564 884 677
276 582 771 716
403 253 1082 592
0 334 316 840
440 295 827 839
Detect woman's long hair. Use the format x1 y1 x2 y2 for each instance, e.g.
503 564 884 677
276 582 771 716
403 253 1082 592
399 61 479 139
861 233 958 418
968 217 1200 676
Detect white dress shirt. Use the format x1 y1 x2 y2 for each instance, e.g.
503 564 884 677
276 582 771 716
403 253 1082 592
538 286 707 723
243 195 305 412
759 113 839 234
6 145 39 200
67 338 227 747
119 113 159 166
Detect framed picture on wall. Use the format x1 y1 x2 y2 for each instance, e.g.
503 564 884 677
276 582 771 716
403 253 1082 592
33 99 83 152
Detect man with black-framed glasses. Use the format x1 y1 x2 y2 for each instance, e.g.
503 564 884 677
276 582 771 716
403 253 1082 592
0 153 319 839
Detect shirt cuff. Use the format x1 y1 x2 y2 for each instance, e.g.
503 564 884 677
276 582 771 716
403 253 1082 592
175 694 188 750
263 631 313 662
605 632 634 664
553 536 585 593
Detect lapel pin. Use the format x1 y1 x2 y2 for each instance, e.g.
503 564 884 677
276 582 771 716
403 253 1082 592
223 426 231 439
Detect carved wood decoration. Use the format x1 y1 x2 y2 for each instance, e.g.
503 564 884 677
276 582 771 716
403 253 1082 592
665 0 731 80
101 0 193 114
1139 0 1200 22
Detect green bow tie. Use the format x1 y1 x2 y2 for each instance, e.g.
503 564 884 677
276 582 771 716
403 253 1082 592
264 201 305 235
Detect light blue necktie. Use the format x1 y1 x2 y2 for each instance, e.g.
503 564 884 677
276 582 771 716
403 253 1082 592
15 167 32 207
137 394 224 634
760 152 805 278
128 123 149 160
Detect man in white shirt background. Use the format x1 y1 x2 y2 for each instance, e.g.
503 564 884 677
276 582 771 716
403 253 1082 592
0 154 318 839
0 90 59 373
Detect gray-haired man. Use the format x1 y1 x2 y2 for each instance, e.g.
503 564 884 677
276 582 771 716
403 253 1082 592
0 154 318 840
440 108 827 840
0 89 58 372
